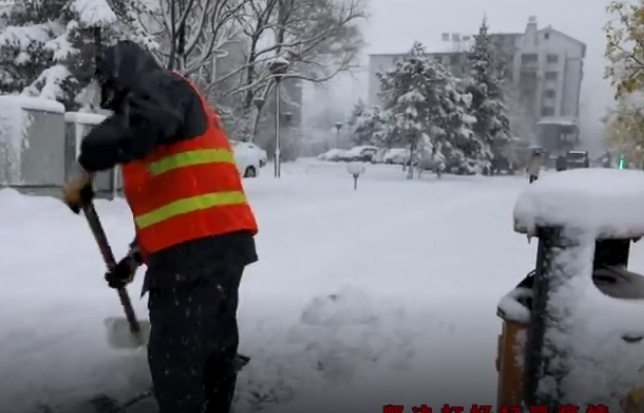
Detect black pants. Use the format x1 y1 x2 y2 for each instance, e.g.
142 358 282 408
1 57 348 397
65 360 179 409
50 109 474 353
147 265 243 413
529 174 538 183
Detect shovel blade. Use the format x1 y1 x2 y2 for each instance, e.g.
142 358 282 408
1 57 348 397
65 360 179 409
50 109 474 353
104 318 252 373
104 317 151 349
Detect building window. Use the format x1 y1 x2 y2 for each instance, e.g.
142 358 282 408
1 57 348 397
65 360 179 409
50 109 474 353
547 54 558 63
450 55 459 66
541 107 555 116
544 32 550 40
543 89 556 98
544 71 558 80
521 53 538 63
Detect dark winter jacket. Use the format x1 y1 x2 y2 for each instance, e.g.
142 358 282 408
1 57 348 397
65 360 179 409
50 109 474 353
78 40 257 292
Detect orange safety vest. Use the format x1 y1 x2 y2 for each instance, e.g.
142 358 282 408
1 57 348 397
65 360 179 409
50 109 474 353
121 76 258 255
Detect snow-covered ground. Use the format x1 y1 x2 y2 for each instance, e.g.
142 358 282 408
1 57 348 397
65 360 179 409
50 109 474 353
0 160 626 412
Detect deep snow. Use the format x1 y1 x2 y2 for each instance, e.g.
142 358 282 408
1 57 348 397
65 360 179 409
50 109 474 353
0 160 619 412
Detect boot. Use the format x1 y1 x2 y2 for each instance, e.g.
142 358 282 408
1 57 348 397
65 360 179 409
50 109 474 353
204 372 237 413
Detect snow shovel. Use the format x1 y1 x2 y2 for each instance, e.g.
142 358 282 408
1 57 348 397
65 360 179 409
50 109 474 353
81 199 150 349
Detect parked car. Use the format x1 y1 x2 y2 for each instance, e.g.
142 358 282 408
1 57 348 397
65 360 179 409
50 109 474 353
230 140 262 177
233 141 268 167
382 148 410 165
318 148 346 161
489 156 516 175
371 148 388 163
338 145 379 162
565 150 589 169
416 152 445 177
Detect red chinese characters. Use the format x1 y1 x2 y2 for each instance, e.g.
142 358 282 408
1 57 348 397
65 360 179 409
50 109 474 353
384 403 608 413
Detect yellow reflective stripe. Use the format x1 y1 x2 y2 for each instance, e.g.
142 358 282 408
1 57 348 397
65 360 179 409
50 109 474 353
135 191 246 229
148 149 235 175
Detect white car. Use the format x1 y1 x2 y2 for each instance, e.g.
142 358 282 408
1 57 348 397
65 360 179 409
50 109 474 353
234 141 268 167
230 141 261 178
383 148 410 164
337 145 379 162
317 148 346 161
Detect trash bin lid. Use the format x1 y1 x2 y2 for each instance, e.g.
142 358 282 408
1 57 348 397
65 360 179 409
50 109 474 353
513 169 644 239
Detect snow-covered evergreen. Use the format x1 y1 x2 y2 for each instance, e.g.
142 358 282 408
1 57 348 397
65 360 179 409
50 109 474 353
378 43 439 178
346 99 364 129
464 18 511 172
377 42 483 177
351 105 389 146
436 77 479 174
0 0 156 110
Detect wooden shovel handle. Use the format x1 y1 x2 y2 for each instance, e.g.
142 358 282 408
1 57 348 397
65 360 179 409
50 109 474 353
82 201 142 337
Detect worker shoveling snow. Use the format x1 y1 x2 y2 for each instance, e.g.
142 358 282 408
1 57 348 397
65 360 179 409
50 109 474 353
58 40 260 413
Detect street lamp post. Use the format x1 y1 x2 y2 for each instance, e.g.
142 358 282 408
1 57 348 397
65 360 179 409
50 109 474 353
250 96 265 143
282 111 293 158
334 122 343 148
269 58 289 178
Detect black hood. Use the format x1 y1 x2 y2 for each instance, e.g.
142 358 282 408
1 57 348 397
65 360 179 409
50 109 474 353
95 40 162 109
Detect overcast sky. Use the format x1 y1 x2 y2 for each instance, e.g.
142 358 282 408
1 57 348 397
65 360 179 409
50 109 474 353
322 0 614 146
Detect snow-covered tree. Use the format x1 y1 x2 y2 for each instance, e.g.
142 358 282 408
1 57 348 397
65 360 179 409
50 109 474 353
224 0 367 142
0 0 156 110
346 99 385 145
127 0 249 77
435 78 479 174
346 98 364 129
379 42 472 178
351 105 388 146
464 18 511 171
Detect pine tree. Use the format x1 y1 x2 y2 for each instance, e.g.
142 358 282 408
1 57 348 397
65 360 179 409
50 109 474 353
351 105 388 146
378 42 452 179
346 99 365 130
436 78 479 174
465 18 511 172
0 0 156 110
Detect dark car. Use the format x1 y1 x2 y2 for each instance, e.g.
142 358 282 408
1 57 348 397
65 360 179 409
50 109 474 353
565 150 590 169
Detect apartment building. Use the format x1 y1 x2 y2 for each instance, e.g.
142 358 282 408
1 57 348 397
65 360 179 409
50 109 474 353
367 17 585 144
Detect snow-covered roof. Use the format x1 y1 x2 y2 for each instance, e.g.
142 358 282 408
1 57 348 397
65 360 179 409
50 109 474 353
387 148 408 153
536 116 578 126
513 169 644 239
0 95 64 113
368 32 523 56
345 145 378 155
65 111 106 125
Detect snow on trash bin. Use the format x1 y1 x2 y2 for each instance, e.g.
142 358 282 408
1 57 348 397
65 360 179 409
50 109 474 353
509 168 644 409
513 168 644 239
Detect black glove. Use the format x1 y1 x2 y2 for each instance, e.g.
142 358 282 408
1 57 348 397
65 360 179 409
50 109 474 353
105 247 143 289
